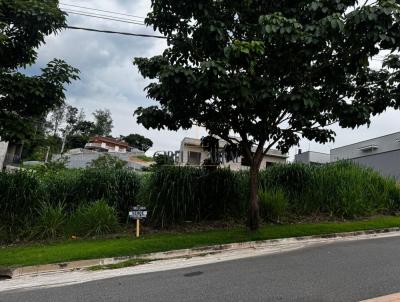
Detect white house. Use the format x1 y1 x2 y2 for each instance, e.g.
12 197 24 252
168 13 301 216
179 137 288 170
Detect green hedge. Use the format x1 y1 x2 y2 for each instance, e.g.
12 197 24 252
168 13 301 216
140 167 246 227
259 162 400 217
143 162 400 226
1 162 399 241
0 169 141 241
41 169 141 220
0 171 42 240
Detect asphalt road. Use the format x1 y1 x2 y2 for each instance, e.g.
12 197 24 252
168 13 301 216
1 236 400 302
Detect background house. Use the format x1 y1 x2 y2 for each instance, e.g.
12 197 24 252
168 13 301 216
295 131 400 181
294 150 331 165
0 140 23 170
179 137 288 170
85 136 129 153
52 135 151 170
331 132 400 180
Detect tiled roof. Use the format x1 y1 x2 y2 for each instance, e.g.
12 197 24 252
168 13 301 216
89 136 129 147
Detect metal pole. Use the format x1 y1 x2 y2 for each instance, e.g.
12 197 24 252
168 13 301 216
136 219 140 238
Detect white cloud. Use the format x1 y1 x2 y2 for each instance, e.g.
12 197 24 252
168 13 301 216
29 0 400 157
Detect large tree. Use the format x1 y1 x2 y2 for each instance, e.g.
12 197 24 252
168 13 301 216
92 109 113 137
134 0 400 229
121 133 153 151
0 0 79 142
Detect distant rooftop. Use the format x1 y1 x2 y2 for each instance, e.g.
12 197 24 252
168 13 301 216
89 136 129 148
331 131 400 151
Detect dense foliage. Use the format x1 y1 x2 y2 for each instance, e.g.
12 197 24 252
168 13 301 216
0 0 79 142
140 167 245 227
88 154 127 170
1 163 399 241
0 168 141 241
259 162 400 217
121 133 153 152
134 0 400 229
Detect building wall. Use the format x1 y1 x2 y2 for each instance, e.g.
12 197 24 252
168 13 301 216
294 152 311 163
53 150 145 170
180 141 287 171
349 150 400 180
331 132 400 181
295 151 330 164
0 141 9 170
180 145 207 165
331 132 400 161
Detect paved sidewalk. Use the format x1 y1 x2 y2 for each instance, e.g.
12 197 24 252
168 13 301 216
361 293 400 301
1 229 400 294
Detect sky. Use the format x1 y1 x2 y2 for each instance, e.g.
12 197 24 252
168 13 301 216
28 0 400 160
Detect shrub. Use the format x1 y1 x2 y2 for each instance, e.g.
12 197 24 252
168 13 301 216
1 161 400 240
33 202 66 239
0 171 43 241
144 167 245 227
259 189 288 222
68 200 119 237
40 168 141 220
88 154 127 169
259 161 400 218
79 169 141 221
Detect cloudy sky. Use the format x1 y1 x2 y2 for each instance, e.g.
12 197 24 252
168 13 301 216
28 0 400 160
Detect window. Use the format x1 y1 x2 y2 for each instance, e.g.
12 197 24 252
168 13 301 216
266 161 275 168
188 151 201 165
241 156 251 167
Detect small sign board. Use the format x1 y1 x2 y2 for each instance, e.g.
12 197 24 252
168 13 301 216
129 206 147 220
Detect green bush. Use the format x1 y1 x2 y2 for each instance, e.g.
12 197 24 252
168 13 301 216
33 202 66 240
1 161 400 240
0 171 43 241
41 168 141 220
259 161 400 218
88 154 127 169
68 200 119 237
143 167 245 227
259 188 288 222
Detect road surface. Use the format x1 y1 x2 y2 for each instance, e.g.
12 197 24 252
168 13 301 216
1 236 400 302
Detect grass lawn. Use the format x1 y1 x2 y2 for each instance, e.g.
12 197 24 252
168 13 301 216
1 216 400 268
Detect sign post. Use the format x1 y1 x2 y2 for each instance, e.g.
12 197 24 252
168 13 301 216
129 206 147 238
136 219 140 238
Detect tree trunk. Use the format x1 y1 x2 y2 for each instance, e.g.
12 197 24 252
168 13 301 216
248 162 261 231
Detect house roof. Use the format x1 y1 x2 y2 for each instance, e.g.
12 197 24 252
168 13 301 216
89 136 129 148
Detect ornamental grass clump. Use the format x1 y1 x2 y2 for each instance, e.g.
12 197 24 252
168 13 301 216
259 161 400 218
259 188 288 223
33 202 66 240
144 166 244 227
0 171 43 241
68 200 120 237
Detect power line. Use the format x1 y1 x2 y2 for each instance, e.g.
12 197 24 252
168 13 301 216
63 10 145 26
63 9 144 24
66 25 166 39
60 3 146 19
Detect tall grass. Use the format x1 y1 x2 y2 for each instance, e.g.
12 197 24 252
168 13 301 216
1 161 399 240
68 200 120 237
33 202 66 240
0 168 141 242
40 168 141 220
141 167 245 227
0 171 43 241
259 162 400 218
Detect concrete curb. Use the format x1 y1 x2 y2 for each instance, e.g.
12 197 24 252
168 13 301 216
1 227 399 279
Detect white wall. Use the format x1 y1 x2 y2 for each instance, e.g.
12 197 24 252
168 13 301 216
0 141 9 170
